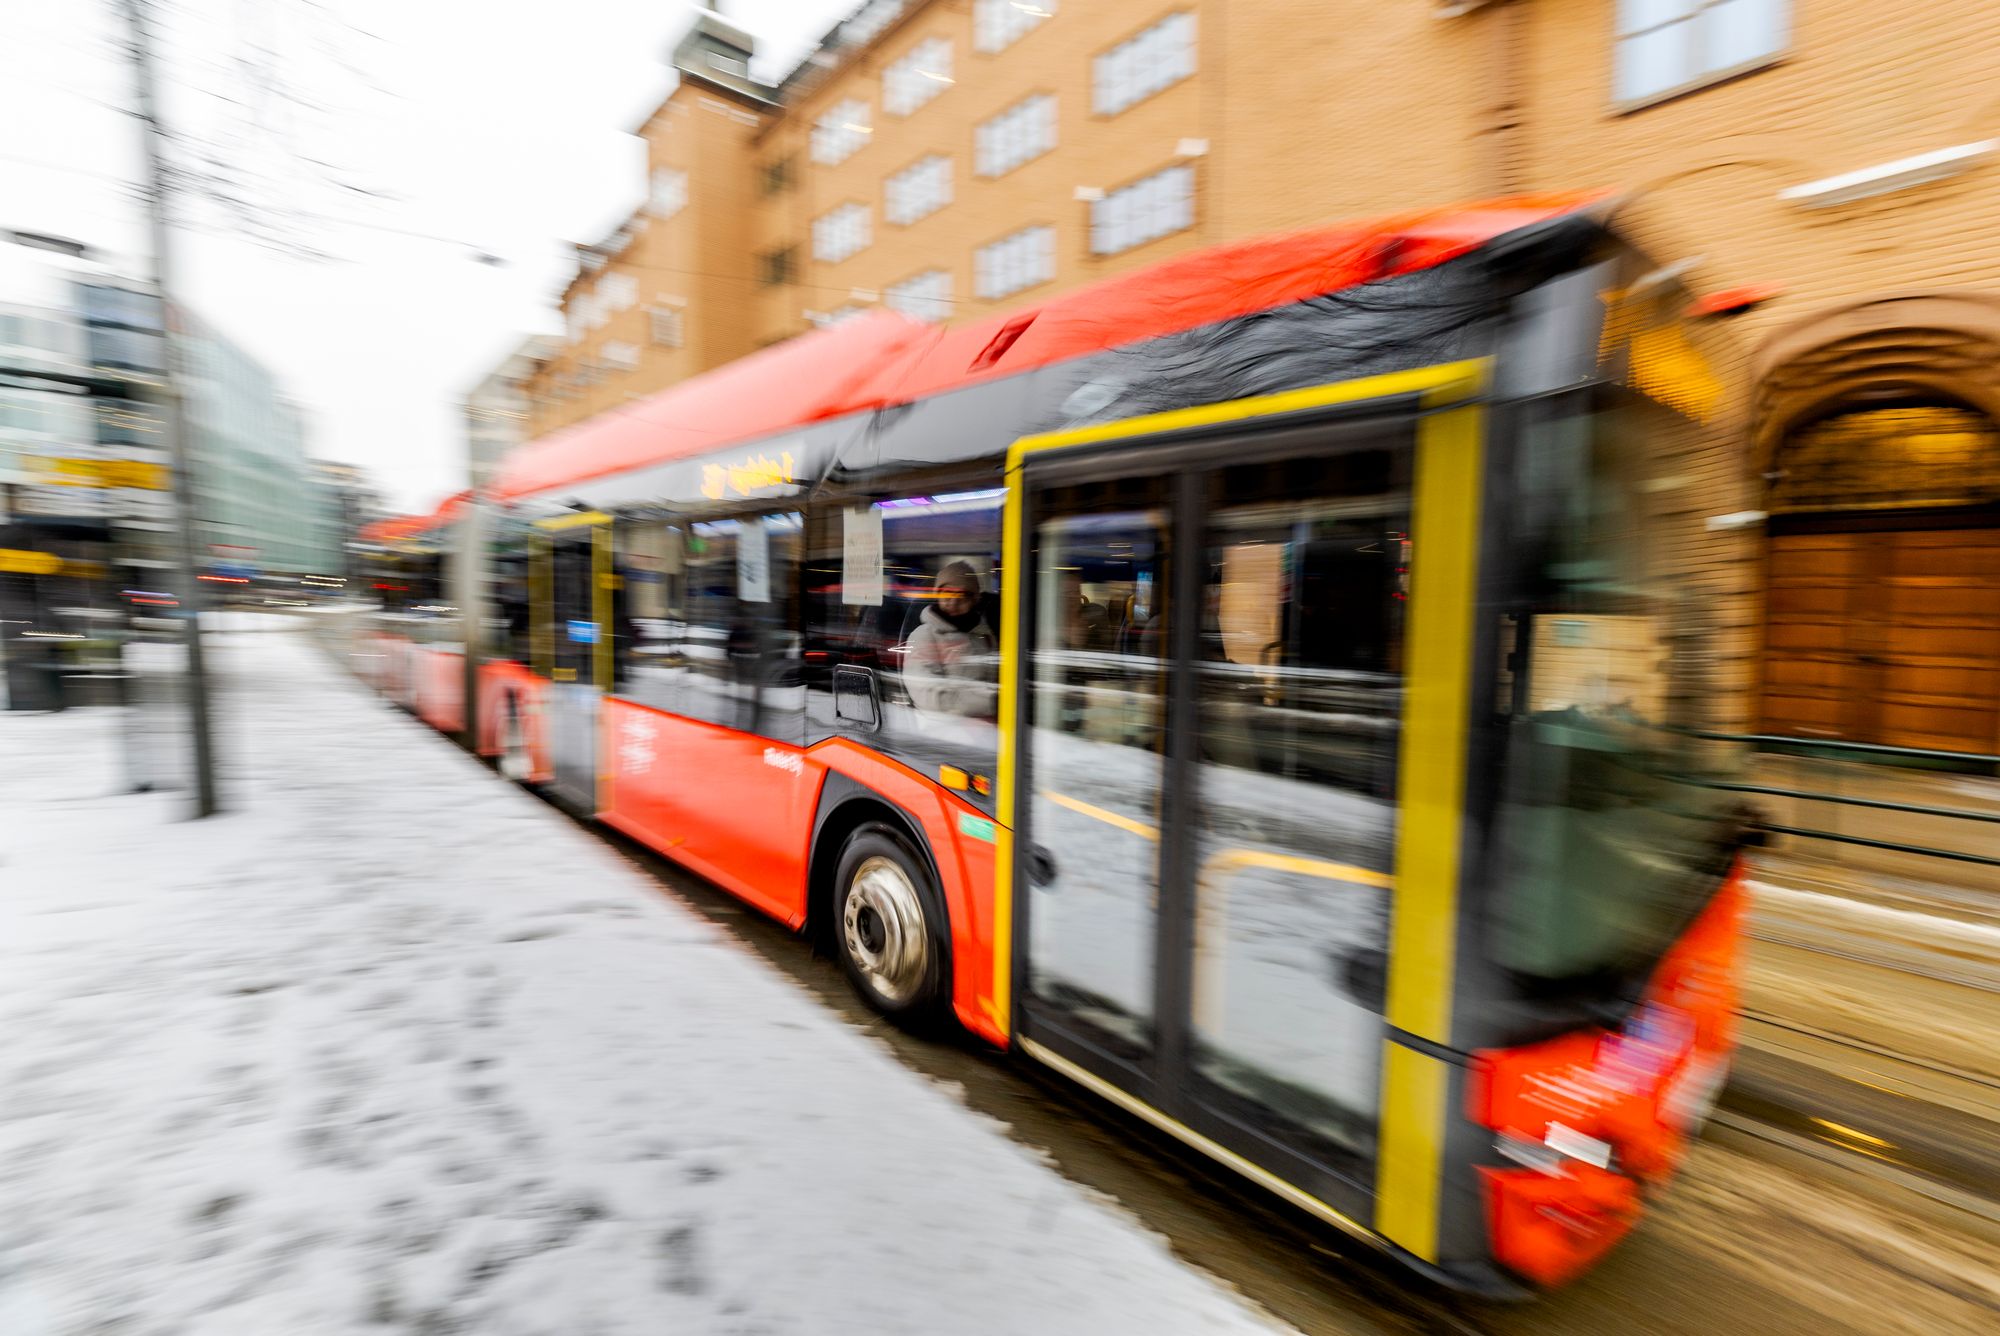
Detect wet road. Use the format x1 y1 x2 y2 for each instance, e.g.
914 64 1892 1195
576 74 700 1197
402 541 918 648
574 820 2000 1336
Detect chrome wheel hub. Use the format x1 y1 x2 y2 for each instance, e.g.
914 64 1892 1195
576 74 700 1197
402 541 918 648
842 855 928 1006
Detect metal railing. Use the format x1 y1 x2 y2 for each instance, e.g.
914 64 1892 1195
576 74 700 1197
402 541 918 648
1696 732 2000 870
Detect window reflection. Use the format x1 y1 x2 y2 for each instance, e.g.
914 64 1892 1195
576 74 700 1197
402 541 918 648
805 487 1007 792
1026 480 1170 1058
1189 446 1410 1159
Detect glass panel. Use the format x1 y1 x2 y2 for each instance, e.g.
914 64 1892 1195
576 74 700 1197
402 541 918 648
616 519 687 711
551 535 596 680
1026 480 1170 1058
1703 0 1787 72
1488 391 1741 982
1619 0 1695 35
671 512 804 740
804 487 1006 791
1614 22 1691 101
1189 445 1410 1160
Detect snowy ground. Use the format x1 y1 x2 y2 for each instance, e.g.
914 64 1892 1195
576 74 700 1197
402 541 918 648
0 626 1282 1336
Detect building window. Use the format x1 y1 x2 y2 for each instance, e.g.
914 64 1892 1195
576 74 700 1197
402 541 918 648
811 98 873 165
760 246 799 286
1614 0 1788 104
1091 164 1194 255
601 341 640 371
886 269 953 323
976 93 1057 178
884 155 952 226
762 155 794 196
976 225 1055 300
598 272 638 313
649 305 685 348
976 0 1055 53
649 167 688 218
1093 12 1195 116
812 203 872 264
842 0 907 47
884 36 953 116
814 305 870 328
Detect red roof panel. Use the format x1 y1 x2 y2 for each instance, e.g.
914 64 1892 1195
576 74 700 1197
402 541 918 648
494 191 1607 503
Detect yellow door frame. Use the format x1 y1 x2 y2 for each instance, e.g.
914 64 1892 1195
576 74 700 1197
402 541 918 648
993 357 1490 1261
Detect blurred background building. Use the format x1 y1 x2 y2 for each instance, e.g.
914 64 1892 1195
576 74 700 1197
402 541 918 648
173 307 337 581
308 458 388 588
2 232 371 706
463 334 557 490
488 0 2000 761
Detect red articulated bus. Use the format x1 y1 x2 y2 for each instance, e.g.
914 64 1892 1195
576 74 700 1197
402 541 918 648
357 193 1754 1293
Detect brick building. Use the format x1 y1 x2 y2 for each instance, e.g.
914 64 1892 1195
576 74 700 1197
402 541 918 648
517 0 2000 757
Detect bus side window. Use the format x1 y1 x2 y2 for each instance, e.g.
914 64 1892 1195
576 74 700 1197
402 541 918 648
805 487 1007 801
614 519 685 710
675 511 803 745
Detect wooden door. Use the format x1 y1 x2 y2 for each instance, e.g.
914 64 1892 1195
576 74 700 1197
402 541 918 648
1762 527 2000 754
1872 530 2000 753
1762 532 1870 741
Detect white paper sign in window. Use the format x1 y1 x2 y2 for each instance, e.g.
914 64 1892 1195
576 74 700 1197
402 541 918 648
738 516 771 603
842 504 885 605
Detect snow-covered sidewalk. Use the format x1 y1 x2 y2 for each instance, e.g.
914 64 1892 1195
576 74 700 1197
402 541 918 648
0 627 1280 1336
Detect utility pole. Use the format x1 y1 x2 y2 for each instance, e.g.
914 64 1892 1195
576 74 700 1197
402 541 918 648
120 0 219 817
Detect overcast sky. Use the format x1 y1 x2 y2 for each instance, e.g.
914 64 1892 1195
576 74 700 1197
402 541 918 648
0 0 856 511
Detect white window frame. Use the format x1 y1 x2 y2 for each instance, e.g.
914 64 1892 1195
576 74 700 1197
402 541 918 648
884 155 953 226
649 167 688 219
1092 12 1196 117
1613 0 1789 106
884 36 954 117
649 304 685 348
843 0 907 48
601 340 640 372
814 304 870 328
886 269 953 323
976 93 1057 178
975 225 1056 300
811 98 874 165
597 272 637 315
1090 164 1195 256
975 0 1056 54
812 203 873 264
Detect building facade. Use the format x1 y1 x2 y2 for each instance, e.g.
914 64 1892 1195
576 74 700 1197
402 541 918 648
307 459 386 589
464 335 558 490
518 0 2000 757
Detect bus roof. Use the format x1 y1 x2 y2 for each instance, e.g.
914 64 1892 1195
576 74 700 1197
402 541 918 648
358 488 471 547
493 190 1607 504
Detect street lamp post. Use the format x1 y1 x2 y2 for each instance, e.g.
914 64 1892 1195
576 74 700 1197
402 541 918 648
118 0 219 817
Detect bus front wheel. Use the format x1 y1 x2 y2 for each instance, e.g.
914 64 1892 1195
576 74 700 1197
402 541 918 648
832 823 947 1022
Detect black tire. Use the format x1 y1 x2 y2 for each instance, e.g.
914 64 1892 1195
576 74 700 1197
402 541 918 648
831 822 950 1023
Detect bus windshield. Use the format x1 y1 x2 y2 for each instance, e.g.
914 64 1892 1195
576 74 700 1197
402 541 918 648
1485 386 1742 987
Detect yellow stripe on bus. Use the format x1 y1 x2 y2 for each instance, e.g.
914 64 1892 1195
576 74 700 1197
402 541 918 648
1006 358 1491 472
1021 1036 1381 1250
1375 400 1486 1263
989 462 1029 1038
593 520 612 813
992 357 1490 1069
534 510 612 531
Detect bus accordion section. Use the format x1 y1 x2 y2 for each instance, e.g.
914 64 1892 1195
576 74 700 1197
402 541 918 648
398 191 1752 1294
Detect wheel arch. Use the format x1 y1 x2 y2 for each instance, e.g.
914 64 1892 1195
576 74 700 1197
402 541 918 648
806 773 952 958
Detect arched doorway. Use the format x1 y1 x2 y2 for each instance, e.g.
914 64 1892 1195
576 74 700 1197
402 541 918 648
1761 393 2000 754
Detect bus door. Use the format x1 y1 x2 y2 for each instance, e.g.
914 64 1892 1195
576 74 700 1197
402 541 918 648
1009 397 1464 1245
534 513 612 812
